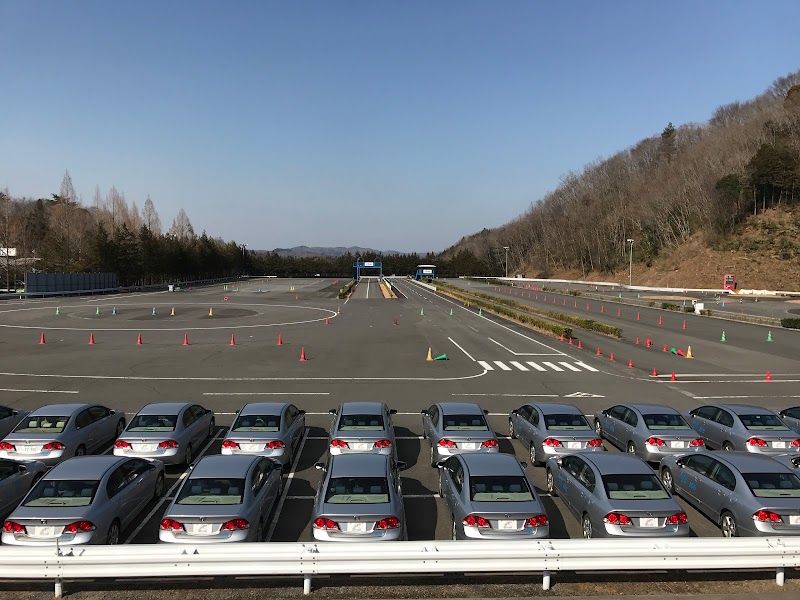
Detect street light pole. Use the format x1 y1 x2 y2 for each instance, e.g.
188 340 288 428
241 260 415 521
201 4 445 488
503 246 510 278
627 239 634 287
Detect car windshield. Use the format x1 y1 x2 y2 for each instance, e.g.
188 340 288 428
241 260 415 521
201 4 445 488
544 413 591 431
13 416 69 434
338 414 384 431
743 473 800 498
324 477 389 503
0 461 18 481
127 414 177 432
470 476 534 502
739 414 789 431
443 414 488 431
643 413 691 430
176 478 245 505
602 474 670 500
232 415 280 432
24 480 99 507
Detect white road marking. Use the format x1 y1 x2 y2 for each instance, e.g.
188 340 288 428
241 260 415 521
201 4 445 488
0 388 79 394
693 395 800 400
493 361 512 371
526 361 547 372
0 370 488 382
202 392 330 396
478 361 494 371
509 361 529 371
266 428 309 541
574 361 599 372
448 337 476 361
454 393 559 398
559 362 582 372
542 362 564 372
488 338 561 356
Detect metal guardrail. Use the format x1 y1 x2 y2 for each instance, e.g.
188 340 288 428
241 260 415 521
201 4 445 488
0 277 240 301
1 538 797 597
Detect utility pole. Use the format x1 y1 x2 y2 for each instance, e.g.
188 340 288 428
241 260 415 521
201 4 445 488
503 246 510 278
627 239 634 286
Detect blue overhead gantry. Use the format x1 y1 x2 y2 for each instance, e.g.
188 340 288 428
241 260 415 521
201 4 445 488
353 259 383 280
415 264 436 280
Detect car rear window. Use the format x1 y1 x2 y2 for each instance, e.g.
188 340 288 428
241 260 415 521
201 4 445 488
643 414 691 430
14 416 69 434
338 414 384 431
739 414 789 431
743 473 800 498
325 477 389 503
24 480 99 507
176 478 245 505
470 476 534 502
443 414 488 431
127 414 177 432
602 474 670 500
544 414 591 431
232 415 280 432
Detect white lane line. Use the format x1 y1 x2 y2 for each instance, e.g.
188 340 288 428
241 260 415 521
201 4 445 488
266 429 309 541
575 361 599 372
487 338 561 357
0 371 488 383
509 361 529 372
468 326 479 333
366 279 370 299
493 361 512 371
203 392 330 396
453 393 558 399
0 388 79 394
448 337 476 361
526 361 547 372
693 395 800 400
478 361 494 371
123 429 222 544
542 362 564 372
559 362 582 372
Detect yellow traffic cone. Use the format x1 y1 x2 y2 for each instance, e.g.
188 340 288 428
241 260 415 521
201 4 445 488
208 307 213 317
170 307 175 316
426 347 433 361
686 346 693 359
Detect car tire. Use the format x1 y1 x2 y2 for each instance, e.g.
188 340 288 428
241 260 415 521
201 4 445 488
208 418 216 439
546 469 556 496
75 445 86 457
594 420 602 436
582 515 593 539
153 473 165 499
115 419 126 438
626 442 636 454
661 468 674 493
509 420 517 439
107 520 121 545
723 442 734 452
184 443 193 466
720 511 738 537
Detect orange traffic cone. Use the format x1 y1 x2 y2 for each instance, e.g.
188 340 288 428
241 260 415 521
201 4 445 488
277 334 283 346
609 353 615 362
646 339 652 348
299 347 307 362
628 359 634 368
596 347 601 356
765 371 772 382
682 320 687 330
636 312 640 320
89 333 95 345
617 308 621 317
560 334 565 342
601 306 604 313
577 340 583 349
230 334 236 346
39 332 46 345
568 337 573 345
651 367 658 377
635 337 640 345
325 317 329 325
670 372 677 381
658 315 663 325
137 333 143 345
183 334 189 346
295 294 298 300
663 344 668 352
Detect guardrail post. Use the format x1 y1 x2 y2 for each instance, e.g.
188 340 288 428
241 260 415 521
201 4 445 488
54 578 63 598
776 566 785 586
542 570 551 590
303 575 312 595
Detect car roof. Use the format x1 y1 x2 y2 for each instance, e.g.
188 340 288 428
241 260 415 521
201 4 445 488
29 404 92 416
190 455 260 477
712 404 774 415
460 453 524 477
713 452 792 472
47 456 129 479
137 402 193 414
239 403 288 415
580 453 653 474
329 453 389 478
339 402 385 414
531 402 582 415
627 404 679 414
437 402 484 415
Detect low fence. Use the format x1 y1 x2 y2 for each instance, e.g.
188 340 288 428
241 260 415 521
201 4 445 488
1 538 797 597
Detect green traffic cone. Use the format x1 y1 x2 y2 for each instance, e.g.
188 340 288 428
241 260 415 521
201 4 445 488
449 308 453 316
55 307 60 315
767 331 773 342
720 331 726 342
434 354 448 361
670 347 678 355
478 309 482 316
420 308 424 316
112 307 116 315
95 307 100 315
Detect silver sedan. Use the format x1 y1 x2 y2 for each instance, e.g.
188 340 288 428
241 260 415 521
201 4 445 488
594 403 705 461
546 452 689 539
422 402 498 467
0 404 126 466
221 403 305 469
327 402 397 458
510 402 604 466
0 459 47 519
686 403 800 453
660 452 800 537
0 405 29 440
2 455 165 546
159 454 282 543
439 453 549 540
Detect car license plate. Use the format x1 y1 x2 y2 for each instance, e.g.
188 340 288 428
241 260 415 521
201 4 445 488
352 443 369 451
134 444 154 452
344 522 366 533
18 445 40 454
567 442 582 449
30 526 57 537
188 523 213 535
773 441 786 449
243 444 262 452
461 443 476 450
670 441 685 448
790 516 800 525
498 520 517 530
638 518 660 528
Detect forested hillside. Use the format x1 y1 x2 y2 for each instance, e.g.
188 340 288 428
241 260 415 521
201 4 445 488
443 71 800 288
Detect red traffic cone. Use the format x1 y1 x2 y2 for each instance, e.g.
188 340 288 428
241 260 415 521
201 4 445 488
586 303 590 310
670 371 677 381
325 317 330 325
636 312 640 320
136 333 143 345
646 339 652 348
765 371 772 382
277 334 283 346
617 308 621 317
394 318 398 326
559 334 565 342
299 347 307 362
295 294 298 300
39 332 46 345
658 315 663 325
568 337 573 345
563 298 566 305
574 301 577 308
635 337 640 345
230 334 236 346
601 306 605 313
682 320 687 330
651 367 658 377
628 359 634 368
89 333 95 345
183 334 189 346
596 347 601 356
663 344 667 352
609 352 615 362
577 340 583 349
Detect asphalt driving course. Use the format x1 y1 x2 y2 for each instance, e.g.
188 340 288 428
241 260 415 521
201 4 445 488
1 276 800 598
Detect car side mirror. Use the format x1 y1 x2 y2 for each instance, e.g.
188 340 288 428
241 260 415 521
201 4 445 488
436 462 446 468
206 410 212 415
676 459 685 468
511 409 518 415
396 461 408 471
314 462 326 470
147 463 156 470
299 410 306 416
483 409 489 415
389 409 397 415
519 461 527 468
17 465 27 473
110 410 116 415
270 459 283 470
555 457 563 467
328 409 337 415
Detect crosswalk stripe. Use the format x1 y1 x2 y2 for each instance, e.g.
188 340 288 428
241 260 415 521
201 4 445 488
575 361 599 372
559 362 582 372
526 361 547 372
542 361 564 372
509 361 529 371
494 361 512 371
478 360 494 371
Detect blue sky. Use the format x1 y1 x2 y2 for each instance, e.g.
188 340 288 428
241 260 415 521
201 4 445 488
1 1 799 253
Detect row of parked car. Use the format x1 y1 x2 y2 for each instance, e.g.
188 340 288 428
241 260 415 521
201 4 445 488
2 399 800 545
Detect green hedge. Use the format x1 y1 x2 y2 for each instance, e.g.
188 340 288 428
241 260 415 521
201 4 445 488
661 302 681 311
781 318 800 329
683 306 695 313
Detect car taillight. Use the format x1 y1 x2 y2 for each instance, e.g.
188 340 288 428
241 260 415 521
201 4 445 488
374 517 400 529
747 437 768 447
313 518 339 530
525 515 548 527
3 521 26 534
481 439 498 448
373 439 392 449
753 510 782 523
63 520 95 533
438 439 456 448
689 438 705 447
462 514 491 528
158 440 179 449
666 512 688 525
221 440 239 449
0 442 15 451
221 518 249 531
791 440 800 448
604 512 632 525
645 437 666 447
330 439 348 448
114 440 131 449
588 439 603 447
42 442 65 451
543 438 562 447
160 518 185 531
266 440 284 449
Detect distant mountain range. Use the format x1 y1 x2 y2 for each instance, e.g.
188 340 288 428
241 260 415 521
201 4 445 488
262 246 405 258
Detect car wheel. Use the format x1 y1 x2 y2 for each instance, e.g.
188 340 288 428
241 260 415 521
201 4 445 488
509 420 516 439
661 468 674 493
594 420 602 436
723 442 734 452
626 442 636 454
582 515 593 539
546 469 556 496
530 444 542 467
184 443 193 466
106 520 121 545
720 511 738 538
153 473 165 499
115 419 126 437
208 418 216 439
75 445 86 457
